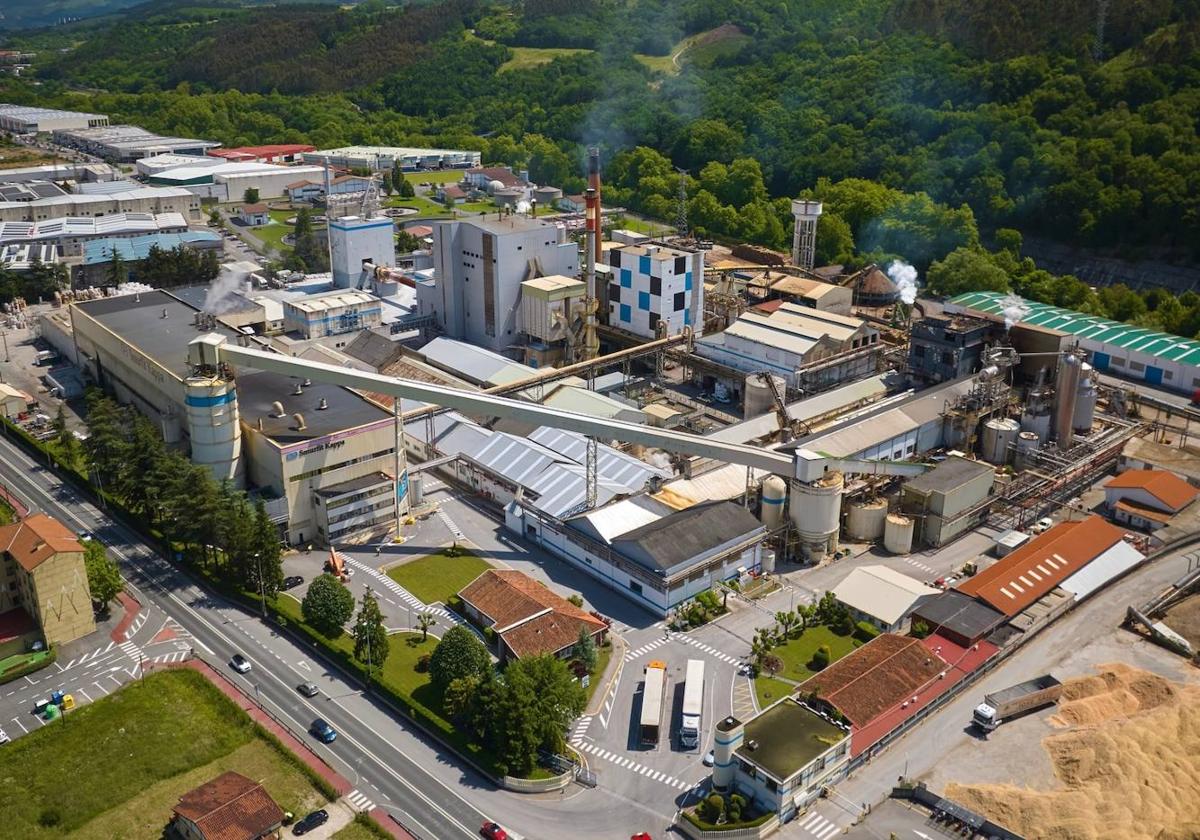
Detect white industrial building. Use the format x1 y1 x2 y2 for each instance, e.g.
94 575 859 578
330 216 396 288
419 215 578 356
606 241 703 338
0 162 118 184
283 290 382 339
134 153 222 178
0 187 201 223
52 125 220 162
302 146 481 171
0 104 109 134
831 565 939 633
696 303 880 392
146 160 329 201
0 242 58 272
0 212 188 256
1103 469 1200 532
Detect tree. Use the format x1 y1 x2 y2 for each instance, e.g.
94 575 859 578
301 573 354 636
417 612 436 642
571 625 598 673
398 175 415 198
248 499 283 598
51 404 78 463
487 655 585 775
811 644 832 670
104 247 127 287
926 247 1011 298
761 653 783 677
208 207 222 227
443 674 480 722
352 589 389 675
429 624 491 694
243 187 260 204
83 539 123 608
292 207 327 272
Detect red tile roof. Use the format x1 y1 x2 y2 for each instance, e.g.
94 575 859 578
467 167 524 187
796 634 945 728
1106 469 1200 512
459 569 605 659
209 144 315 160
440 184 467 199
957 514 1125 616
0 513 82 572
241 203 269 214
173 771 284 840
1114 499 1173 524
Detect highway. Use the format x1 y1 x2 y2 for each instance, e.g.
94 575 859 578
0 430 492 840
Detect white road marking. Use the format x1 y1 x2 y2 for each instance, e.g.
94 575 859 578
11 717 27 733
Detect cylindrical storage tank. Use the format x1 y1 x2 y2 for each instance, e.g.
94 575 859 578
761 549 776 574
409 473 424 506
790 472 843 561
760 475 787 529
1013 431 1040 471
1073 362 1098 434
981 417 1020 464
743 374 785 420
1020 408 1052 444
845 497 888 542
1055 352 1082 450
883 513 914 555
185 375 245 487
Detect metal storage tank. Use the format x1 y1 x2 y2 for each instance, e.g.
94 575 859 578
1055 351 1083 450
409 473 424 506
760 475 787 529
1013 431 1040 471
761 549 776 574
790 472 843 560
1020 406 1052 444
1073 362 1098 434
184 374 244 487
743 373 786 420
845 497 888 541
981 417 1020 464
883 513 914 554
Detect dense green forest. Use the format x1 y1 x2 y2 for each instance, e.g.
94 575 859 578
3 0 1200 331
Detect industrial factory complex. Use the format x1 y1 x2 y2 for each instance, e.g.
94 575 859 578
6 107 1200 840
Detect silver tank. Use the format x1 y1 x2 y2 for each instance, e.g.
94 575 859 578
981 417 1020 464
1072 362 1098 434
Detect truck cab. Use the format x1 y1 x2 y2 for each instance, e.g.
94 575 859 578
972 702 999 731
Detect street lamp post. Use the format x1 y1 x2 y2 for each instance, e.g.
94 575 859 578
254 552 266 617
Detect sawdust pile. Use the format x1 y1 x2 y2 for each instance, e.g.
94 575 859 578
946 664 1200 840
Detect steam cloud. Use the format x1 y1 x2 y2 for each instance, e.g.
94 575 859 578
203 267 245 314
999 293 1030 329
515 199 532 214
886 260 919 305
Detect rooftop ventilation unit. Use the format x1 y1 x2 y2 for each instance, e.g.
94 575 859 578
271 400 285 417
292 412 306 431
317 397 328 410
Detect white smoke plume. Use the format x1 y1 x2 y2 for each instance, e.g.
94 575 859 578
886 260 919 305
999 293 1030 330
203 266 245 314
647 450 672 471
515 199 532 214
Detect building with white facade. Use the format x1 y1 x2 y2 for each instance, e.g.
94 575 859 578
420 216 577 355
283 290 382 339
330 216 396 288
831 565 939 633
52 125 220 162
606 241 703 338
0 187 201 223
302 146 480 171
0 104 109 134
1104 469 1200 532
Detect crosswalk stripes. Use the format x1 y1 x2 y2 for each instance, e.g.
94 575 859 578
623 636 669 663
151 651 189 665
569 715 592 743
903 556 936 574
345 789 375 812
118 640 142 662
342 556 459 623
675 633 741 665
124 611 147 641
573 742 691 791
437 507 465 540
798 810 840 840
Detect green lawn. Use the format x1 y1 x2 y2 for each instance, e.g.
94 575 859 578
753 675 796 710
584 642 613 706
333 815 393 840
0 669 328 839
753 625 858 708
0 650 52 680
500 46 591 72
386 548 494 605
252 219 292 255
0 495 13 525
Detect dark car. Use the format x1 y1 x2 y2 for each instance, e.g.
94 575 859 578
292 809 329 836
309 718 337 743
282 575 304 590
297 682 319 698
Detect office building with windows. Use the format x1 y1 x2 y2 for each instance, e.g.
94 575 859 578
606 242 704 338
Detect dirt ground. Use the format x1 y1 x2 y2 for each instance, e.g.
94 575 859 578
946 663 1200 840
1162 593 1200 649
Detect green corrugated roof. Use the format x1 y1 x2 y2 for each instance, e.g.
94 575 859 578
948 291 1200 362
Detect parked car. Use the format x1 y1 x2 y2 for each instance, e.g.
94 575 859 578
481 822 508 840
292 809 329 836
1032 517 1054 534
229 654 251 674
309 718 337 743
632 834 653 840
282 575 304 590
0 728 10 744
297 682 319 698
702 749 714 767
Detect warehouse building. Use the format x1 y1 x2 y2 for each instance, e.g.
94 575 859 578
0 212 189 256
606 241 704 338
67 289 404 545
282 290 382 339
76 231 222 286
147 160 328 201
302 146 480 171
208 144 315 164
0 186 201 223
899 455 995 547
948 291 1200 394
831 565 939 633
134 153 222 178
52 125 220 162
1 242 59 272
1103 469 1200 532
1118 438 1200 486
0 104 109 134
0 162 118 184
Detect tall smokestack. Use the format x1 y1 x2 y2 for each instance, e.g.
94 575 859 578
587 147 602 264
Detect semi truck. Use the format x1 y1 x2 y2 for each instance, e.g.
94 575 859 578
639 660 667 746
972 675 1063 731
679 659 705 749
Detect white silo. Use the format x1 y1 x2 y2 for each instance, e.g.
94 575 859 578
711 716 745 791
1014 431 1040 471
790 471 843 560
744 374 785 420
883 513 914 554
1073 362 1098 434
760 475 788 529
791 199 823 271
185 373 244 487
1055 351 1083 450
845 497 888 542
981 417 1019 464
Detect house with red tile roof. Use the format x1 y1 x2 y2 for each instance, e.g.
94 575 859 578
457 569 606 662
1105 469 1200 531
0 513 94 648
171 771 284 840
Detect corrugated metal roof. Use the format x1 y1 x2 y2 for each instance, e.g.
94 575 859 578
464 432 567 485
527 426 669 493
571 496 674 543
419 337 536 386
524 463 624 518
949 291 1200 363
81 231 220 264
709 374 891 444
832 566 939 625
1058 540 1143 599
539 384 644 422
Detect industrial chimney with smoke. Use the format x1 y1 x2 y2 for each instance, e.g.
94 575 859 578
586 146 602 265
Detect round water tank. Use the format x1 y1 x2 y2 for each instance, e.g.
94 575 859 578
1020 408 1052 444
1073 362 1098 434
761 548 776 574
981 417 1020 464
1014 431 1040 471
488 179 505 194
845 497 888 542
743 374 785 420
790 472 844 560
883 513 914 555
760 475 787 529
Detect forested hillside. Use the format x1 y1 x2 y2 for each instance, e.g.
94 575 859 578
3 0 1199 329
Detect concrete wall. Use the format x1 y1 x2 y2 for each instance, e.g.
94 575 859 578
27 550 95 645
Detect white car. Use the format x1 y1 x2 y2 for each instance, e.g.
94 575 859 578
1032 517 1054 534
229 654 252 674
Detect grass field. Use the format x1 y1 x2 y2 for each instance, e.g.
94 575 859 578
753 625 858 708
754 674 796 709
584 642 613 705
0 495 13 524
387 548 493 605
0 669 328 839
634 53 676 74
333 815 393 839
636 24 749 75
406 169 469 185
0 140 59 170
500 45 591 72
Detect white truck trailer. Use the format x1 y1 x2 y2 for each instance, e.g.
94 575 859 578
679 659 705 748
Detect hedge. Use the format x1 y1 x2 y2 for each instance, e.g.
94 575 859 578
854 620 881 641
681 810 774 831
0 648 56 686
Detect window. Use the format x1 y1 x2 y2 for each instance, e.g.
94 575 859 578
685 272 692 292
675 255 687 274
609 283 621 303
638 291 651 311
621 269 632 288
648 312 659 332
610 250 622 268
650 276 661 296
941 351 953 365
913 345 926 357
674 291 685 311
1111 357 1125 367
1165 370 1173 380
629 580 642 595
620 303 632 322
684 309 691 326
1129 361 1145 372
639 255 652 274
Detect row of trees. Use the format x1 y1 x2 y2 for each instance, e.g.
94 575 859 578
0 259 68 307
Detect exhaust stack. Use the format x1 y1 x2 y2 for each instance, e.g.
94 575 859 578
586 146 602 264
